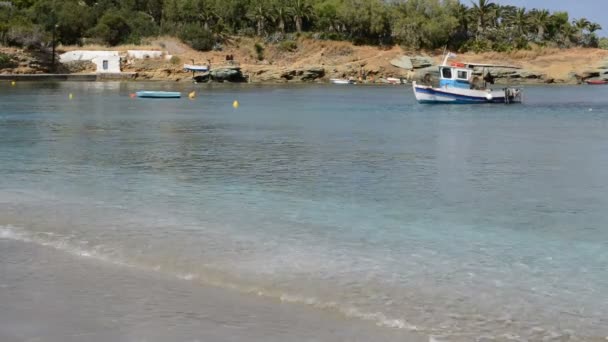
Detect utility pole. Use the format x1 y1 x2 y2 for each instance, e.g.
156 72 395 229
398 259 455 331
51 24 58 72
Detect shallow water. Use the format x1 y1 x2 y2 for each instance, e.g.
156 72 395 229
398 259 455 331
2 82 608 341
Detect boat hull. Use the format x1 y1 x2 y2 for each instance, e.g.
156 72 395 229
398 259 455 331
330 79 356 85
586 80 608 85
412 82 521 104
136 91 181 99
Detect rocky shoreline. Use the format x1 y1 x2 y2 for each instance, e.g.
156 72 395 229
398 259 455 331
3 39 608 85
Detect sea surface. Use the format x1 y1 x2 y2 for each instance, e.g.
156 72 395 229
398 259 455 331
1 82 608 341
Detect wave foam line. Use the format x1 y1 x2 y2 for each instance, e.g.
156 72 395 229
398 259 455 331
1 225 422 333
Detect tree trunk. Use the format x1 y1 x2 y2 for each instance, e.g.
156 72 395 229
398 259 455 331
295 16 302 33
279 18 285 33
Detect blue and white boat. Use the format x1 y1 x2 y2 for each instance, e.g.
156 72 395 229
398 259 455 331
412 53 522 104
136 91 181 99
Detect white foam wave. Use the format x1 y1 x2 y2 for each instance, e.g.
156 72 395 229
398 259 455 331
1 224 421 333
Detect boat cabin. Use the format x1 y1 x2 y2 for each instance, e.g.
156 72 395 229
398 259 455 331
439 63 473 89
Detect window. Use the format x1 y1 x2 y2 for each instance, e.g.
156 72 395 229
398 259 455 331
102 60 108 70
441 68 452 79
457 70 468 79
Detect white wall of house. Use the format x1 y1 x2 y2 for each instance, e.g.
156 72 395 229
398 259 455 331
92 56 121 73
127 50 163 59
59 50 119 63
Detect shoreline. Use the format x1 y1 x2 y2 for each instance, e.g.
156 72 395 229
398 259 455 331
0 73 593 86
0 237 427 342
4 38 608 86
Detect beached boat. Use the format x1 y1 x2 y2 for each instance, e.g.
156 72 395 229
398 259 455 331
412 53 522 104
586 79 608 85
136 91 181 99
330 78 356 85
183 64 209 72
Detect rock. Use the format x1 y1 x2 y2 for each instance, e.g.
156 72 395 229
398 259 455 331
390 56 413 70
193 72 210 83
410 56 434 69
300 66 324 81
280 69 296 80
209 67 246 82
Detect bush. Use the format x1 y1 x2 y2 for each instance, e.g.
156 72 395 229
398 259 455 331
169 55 181 65
254 42 264 60
7 25 46 49
178 24 214 51
0 53 16 68
278 40 297 52
599 37 608 50
88 11 131 46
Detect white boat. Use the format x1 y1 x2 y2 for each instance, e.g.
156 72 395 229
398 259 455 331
386 77 406 85
330 78 356 85
412 53 522 104
183 64 209 72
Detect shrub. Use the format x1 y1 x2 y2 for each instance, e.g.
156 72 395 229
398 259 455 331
178 24 214 51
0 52 16 68
169 55 181 65
278 40 297 52
88 11 131 46
254 42 264 60
7 25 46 49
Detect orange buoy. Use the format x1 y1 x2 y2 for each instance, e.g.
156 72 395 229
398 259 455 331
451 62 466 68
130 93 136 99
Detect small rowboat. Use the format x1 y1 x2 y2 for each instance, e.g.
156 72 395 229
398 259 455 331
183 64 209 72
586 79 608 85
330 78 356 85
136 91 181 98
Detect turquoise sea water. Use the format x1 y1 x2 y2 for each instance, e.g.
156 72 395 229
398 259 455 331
1 82 608 341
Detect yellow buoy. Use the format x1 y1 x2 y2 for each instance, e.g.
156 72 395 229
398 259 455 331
11 81 16 86
188 91 196 99
233 100 239 109
68 93 73 100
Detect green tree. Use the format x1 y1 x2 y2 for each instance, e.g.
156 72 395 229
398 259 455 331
470 0 495 39
89 10 131 45
290 0 314 33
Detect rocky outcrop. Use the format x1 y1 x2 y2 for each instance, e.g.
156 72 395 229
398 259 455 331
210 67 247 82
300 67 324 81
248 66 324 83
391 55 433 70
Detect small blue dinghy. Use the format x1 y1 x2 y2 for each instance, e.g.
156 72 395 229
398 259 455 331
136 91 181 99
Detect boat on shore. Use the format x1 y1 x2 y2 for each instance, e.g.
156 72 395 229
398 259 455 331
586 79 608 85
136 91 181 99
412 53 522 104
330 78 356 85
183 64 209 72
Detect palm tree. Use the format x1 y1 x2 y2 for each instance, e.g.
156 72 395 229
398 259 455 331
560 23 578 47
289 0 314 33
512 7 528 37
248 0 269 36
588 22 602 34
573 18 590 45
531 9 549 41
270 0 290 34
573 18 590 33
470 0 495 39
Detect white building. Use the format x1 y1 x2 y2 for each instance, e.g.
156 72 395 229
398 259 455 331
126 50 163 59
59 50 121 73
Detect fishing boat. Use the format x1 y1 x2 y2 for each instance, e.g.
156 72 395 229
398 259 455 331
330 78 356 85
136 91 181 99
586 79 608 85
412 53 522 104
